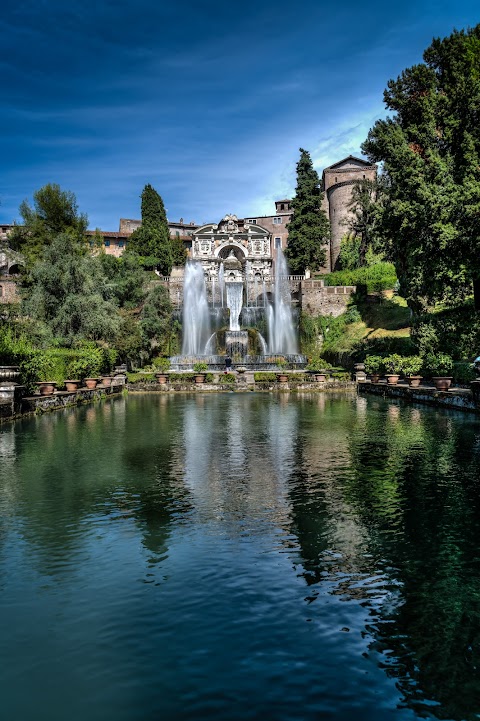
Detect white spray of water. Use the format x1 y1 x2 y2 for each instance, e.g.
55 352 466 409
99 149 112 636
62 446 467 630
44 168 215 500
267 248 298 354
218 262 225 308
182 262 211 354
226 282 243 331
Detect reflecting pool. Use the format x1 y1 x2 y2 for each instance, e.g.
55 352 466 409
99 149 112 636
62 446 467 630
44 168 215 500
1 393 480 721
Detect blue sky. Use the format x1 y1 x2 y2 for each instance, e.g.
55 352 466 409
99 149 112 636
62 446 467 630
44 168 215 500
1 0 479 230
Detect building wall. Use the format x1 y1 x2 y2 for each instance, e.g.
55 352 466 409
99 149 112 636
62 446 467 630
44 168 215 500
0 279 20 304
300 280 356 317
323 158 376 271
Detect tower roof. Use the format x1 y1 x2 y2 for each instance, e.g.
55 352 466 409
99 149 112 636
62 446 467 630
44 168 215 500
323 155 373 171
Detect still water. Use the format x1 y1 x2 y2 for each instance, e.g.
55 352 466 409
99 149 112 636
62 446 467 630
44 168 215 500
1 392 480 721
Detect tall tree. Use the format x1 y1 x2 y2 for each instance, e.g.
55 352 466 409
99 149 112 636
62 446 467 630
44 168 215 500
344 178 385 267
284 149 330 274
362 25 480 311
23 234 119 345
127 184 174 275
9 184 88 270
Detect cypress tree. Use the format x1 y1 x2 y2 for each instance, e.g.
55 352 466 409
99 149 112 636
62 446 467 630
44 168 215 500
284 149 330 274
128 184 173 275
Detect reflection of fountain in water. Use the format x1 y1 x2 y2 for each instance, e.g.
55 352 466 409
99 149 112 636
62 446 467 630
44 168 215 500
182 262 211 355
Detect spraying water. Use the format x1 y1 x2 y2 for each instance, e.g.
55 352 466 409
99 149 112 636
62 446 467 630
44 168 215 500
267 248 298 353
218 262 225 308
226 282 243 331
182 262 211 354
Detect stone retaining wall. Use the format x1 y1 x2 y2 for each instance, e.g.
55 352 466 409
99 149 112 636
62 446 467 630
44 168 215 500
358 380 478 413
0 381 125 423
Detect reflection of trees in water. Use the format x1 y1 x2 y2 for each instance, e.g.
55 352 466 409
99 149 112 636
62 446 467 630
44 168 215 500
287 396 480 720
1 395 192 576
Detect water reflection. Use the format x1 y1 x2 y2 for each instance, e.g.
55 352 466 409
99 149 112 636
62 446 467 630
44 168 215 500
1 394 480 720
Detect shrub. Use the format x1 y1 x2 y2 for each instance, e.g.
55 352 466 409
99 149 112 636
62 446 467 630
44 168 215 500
219 373 236 384
254 372 277 382
193 362 208 373
323 262 397 293
153 356 171 372
401 355 423 377
66 345 104 379
384 353 404 374
364 355 384 374
306 356 332 372
423 352 454 377
453 361 475 385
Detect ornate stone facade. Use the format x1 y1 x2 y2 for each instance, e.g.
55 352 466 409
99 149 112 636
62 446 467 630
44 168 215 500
191 214 273 282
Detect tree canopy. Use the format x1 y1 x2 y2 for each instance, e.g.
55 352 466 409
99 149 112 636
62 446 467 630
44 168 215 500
127 184 185 274
362 25 480 311
9 184 88 270
284 149 330 274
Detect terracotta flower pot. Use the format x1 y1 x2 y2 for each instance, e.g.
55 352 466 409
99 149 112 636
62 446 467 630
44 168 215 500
36 381 57 396
194 374 205 384
314 373 327 382
432 377 452 391
84 378 99 389
64 380 80 392
385 374 400 385
155 373 168 385
101 376 113 387
407 376 423 388
370 374 381 384
276 373 288 383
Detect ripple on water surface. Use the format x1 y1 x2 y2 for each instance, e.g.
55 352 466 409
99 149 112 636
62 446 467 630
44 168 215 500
1 393 480 721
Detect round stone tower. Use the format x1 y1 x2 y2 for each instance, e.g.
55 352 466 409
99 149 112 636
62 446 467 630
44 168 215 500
322 156 376 271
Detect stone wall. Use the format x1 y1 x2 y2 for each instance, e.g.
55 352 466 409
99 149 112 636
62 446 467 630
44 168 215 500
0 278 20 303
300 280 355 317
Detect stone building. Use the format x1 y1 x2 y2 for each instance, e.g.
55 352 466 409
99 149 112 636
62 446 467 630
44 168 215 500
90 155 376 271
322 156 377 271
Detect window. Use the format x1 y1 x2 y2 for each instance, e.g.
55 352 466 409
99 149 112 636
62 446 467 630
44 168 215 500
274 237 281 248
0 286 2 297
247 219 257 224
176 231 180 237
118 240 124 248
104 240 110 247
280 203 284 210
273 217 282 224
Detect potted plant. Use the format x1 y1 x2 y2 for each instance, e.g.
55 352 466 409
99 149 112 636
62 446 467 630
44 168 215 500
154 357 171 384
100 376 113 388
402 355 424 387
306 357 331 382
364 355 384 383
84 377 100 389
383 354 403 385
276 359 289 383
64 380 80 392
193 362 208 383
424 352 454 390
36 380 57 396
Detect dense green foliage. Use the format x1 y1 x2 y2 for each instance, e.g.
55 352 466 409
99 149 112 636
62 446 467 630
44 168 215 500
284 149 330 273
22 234 120 346
1 184 182 379
362 25 480 310
323 261 397 293
342 178 385 267
9 183 88 272
127 184 186 273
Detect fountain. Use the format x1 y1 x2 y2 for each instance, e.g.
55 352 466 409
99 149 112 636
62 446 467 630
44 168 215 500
170 214 306 370
181 262 211 355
